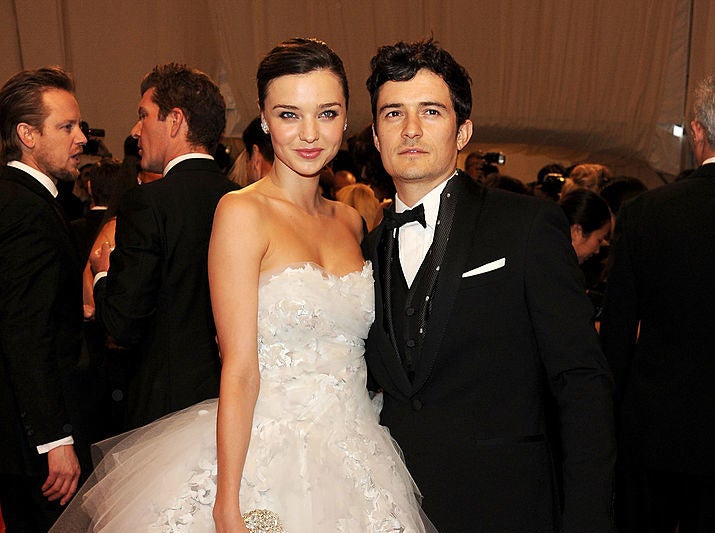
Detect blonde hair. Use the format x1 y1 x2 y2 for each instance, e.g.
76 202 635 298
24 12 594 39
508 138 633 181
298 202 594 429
560 163 611 196
335 183 382 231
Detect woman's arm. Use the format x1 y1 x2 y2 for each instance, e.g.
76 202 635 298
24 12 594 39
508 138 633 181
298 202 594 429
209 192 267 532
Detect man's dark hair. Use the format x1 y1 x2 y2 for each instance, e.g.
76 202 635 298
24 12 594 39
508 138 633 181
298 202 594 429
366 38 472 128
88 158 123 206
0 66 75 164
242 116 274 163
140 63 226 153
257 38 349 110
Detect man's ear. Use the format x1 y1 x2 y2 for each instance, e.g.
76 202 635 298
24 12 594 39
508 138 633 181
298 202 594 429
168 108 185 137
372 123 380 153
456 119 473 151
691 120 706 144
16 123 36 149
250 145 264 171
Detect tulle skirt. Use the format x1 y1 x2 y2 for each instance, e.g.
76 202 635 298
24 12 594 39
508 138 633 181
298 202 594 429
50 398 434 532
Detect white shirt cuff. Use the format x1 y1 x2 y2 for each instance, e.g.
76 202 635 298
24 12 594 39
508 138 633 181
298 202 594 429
37 435 74 454
93 270 108 286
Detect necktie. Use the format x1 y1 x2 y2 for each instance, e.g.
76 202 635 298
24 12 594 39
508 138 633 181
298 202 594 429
382 204 426 229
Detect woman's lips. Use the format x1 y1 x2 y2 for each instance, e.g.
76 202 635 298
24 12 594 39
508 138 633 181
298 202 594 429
296 148 323 159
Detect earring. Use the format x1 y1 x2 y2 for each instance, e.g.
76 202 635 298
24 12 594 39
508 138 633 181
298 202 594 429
261 120 269 134
343 121 348 132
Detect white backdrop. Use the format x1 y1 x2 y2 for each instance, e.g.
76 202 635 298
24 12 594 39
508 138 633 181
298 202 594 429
3 0 715 186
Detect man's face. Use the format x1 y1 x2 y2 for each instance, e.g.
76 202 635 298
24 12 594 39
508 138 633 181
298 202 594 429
131 88 171 174
373 69 472 194
29 89 86 182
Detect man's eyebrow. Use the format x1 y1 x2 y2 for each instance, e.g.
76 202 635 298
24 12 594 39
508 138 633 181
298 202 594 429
420 101 448 110
378 101 449 113
377 102 403 114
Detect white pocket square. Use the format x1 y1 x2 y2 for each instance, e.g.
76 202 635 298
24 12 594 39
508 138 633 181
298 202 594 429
461 258 506 278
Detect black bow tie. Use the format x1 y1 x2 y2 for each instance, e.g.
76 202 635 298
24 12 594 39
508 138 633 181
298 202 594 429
383 203 427 229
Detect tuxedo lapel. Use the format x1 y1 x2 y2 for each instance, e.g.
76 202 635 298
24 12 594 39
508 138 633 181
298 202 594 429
369 222 414 394
412 173 487 391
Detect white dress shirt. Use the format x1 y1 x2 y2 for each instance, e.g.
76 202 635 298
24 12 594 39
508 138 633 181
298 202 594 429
163 152 214 175
394 175 453 287
7 160 58 197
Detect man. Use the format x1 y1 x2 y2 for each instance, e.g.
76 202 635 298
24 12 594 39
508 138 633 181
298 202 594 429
0 66 90 530
463 150 497 182
242 115 273 184
91 63 238 429
363 39 616 532
600 76 715 532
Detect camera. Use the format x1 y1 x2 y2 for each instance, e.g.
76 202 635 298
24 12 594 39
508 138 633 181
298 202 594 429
80 121 107 156
483 152 506 165
541 172 565 194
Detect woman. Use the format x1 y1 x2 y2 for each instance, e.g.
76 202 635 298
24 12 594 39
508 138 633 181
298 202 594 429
559 188 612 264
335 182 383 231
52 39 428 533
559 163 611 197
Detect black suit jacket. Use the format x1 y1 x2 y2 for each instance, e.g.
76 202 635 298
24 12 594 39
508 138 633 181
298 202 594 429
363 172 615 532
94 158 238 428
0 166 88 476
601 163 715 475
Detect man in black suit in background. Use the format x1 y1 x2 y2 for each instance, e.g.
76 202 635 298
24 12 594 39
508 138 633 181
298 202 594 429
362 39 616 532
601 76 715 532
0 66 90 531
91 63 238 429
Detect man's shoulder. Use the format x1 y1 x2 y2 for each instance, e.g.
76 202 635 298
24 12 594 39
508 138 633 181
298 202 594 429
627 173 714 214
0 168 48 211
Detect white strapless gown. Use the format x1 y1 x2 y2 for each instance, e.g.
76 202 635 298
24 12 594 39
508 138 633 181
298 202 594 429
52 262 429 532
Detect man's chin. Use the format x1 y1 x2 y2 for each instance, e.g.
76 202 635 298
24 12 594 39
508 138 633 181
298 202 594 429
55 168 80 183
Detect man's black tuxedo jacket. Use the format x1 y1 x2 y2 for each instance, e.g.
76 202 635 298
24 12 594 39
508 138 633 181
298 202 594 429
94 158 238 428
0 166 88 476
363 172 615 532
601 163 715 475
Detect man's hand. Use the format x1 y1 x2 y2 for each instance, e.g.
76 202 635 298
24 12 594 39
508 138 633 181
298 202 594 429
89 241 112 276
42 445 81 505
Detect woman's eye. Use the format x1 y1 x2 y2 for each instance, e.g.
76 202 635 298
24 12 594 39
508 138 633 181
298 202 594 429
279 111 298 119
319 109 338 119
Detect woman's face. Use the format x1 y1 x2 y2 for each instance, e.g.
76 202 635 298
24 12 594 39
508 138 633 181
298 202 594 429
261 69 347 178
571 220 611 264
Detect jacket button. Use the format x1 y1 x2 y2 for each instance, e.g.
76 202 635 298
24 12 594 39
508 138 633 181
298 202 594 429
405 307 415 316
406 339 416 348
411 398 423 411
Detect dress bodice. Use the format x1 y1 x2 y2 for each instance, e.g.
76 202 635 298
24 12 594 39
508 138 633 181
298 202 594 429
253 261 375 420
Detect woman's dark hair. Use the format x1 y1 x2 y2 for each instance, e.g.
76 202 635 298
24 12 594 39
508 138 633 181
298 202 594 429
257 38 349 110
366 38 472 128
559 188 611 235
